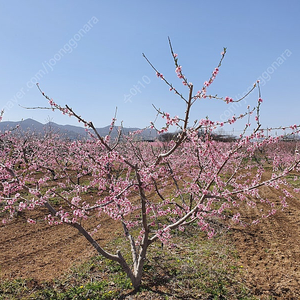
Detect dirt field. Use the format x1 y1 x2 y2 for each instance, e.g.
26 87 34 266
1 186 300 299
0 208 122 281
232 185 300 299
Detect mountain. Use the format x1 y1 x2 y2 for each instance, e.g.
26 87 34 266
0 119 157 141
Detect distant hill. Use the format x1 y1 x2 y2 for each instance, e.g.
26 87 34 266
0 119 157 141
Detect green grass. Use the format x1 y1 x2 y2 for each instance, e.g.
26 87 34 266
0 226 257 300
285 174 300 188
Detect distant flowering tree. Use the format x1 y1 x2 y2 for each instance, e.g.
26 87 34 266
1 38 300 289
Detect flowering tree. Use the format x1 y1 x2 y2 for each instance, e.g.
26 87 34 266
1 39 300 289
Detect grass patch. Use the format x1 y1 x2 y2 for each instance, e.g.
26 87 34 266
285 174 300 188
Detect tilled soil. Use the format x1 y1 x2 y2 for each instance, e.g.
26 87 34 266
232 185 300 299
0 208 121 281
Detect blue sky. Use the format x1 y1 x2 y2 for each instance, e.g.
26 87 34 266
0 0 299 134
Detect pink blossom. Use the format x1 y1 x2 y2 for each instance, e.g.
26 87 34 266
27 219 36 224
156 72 164 79
175 66 182 73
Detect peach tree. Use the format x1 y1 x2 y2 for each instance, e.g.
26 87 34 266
1 39 299 289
